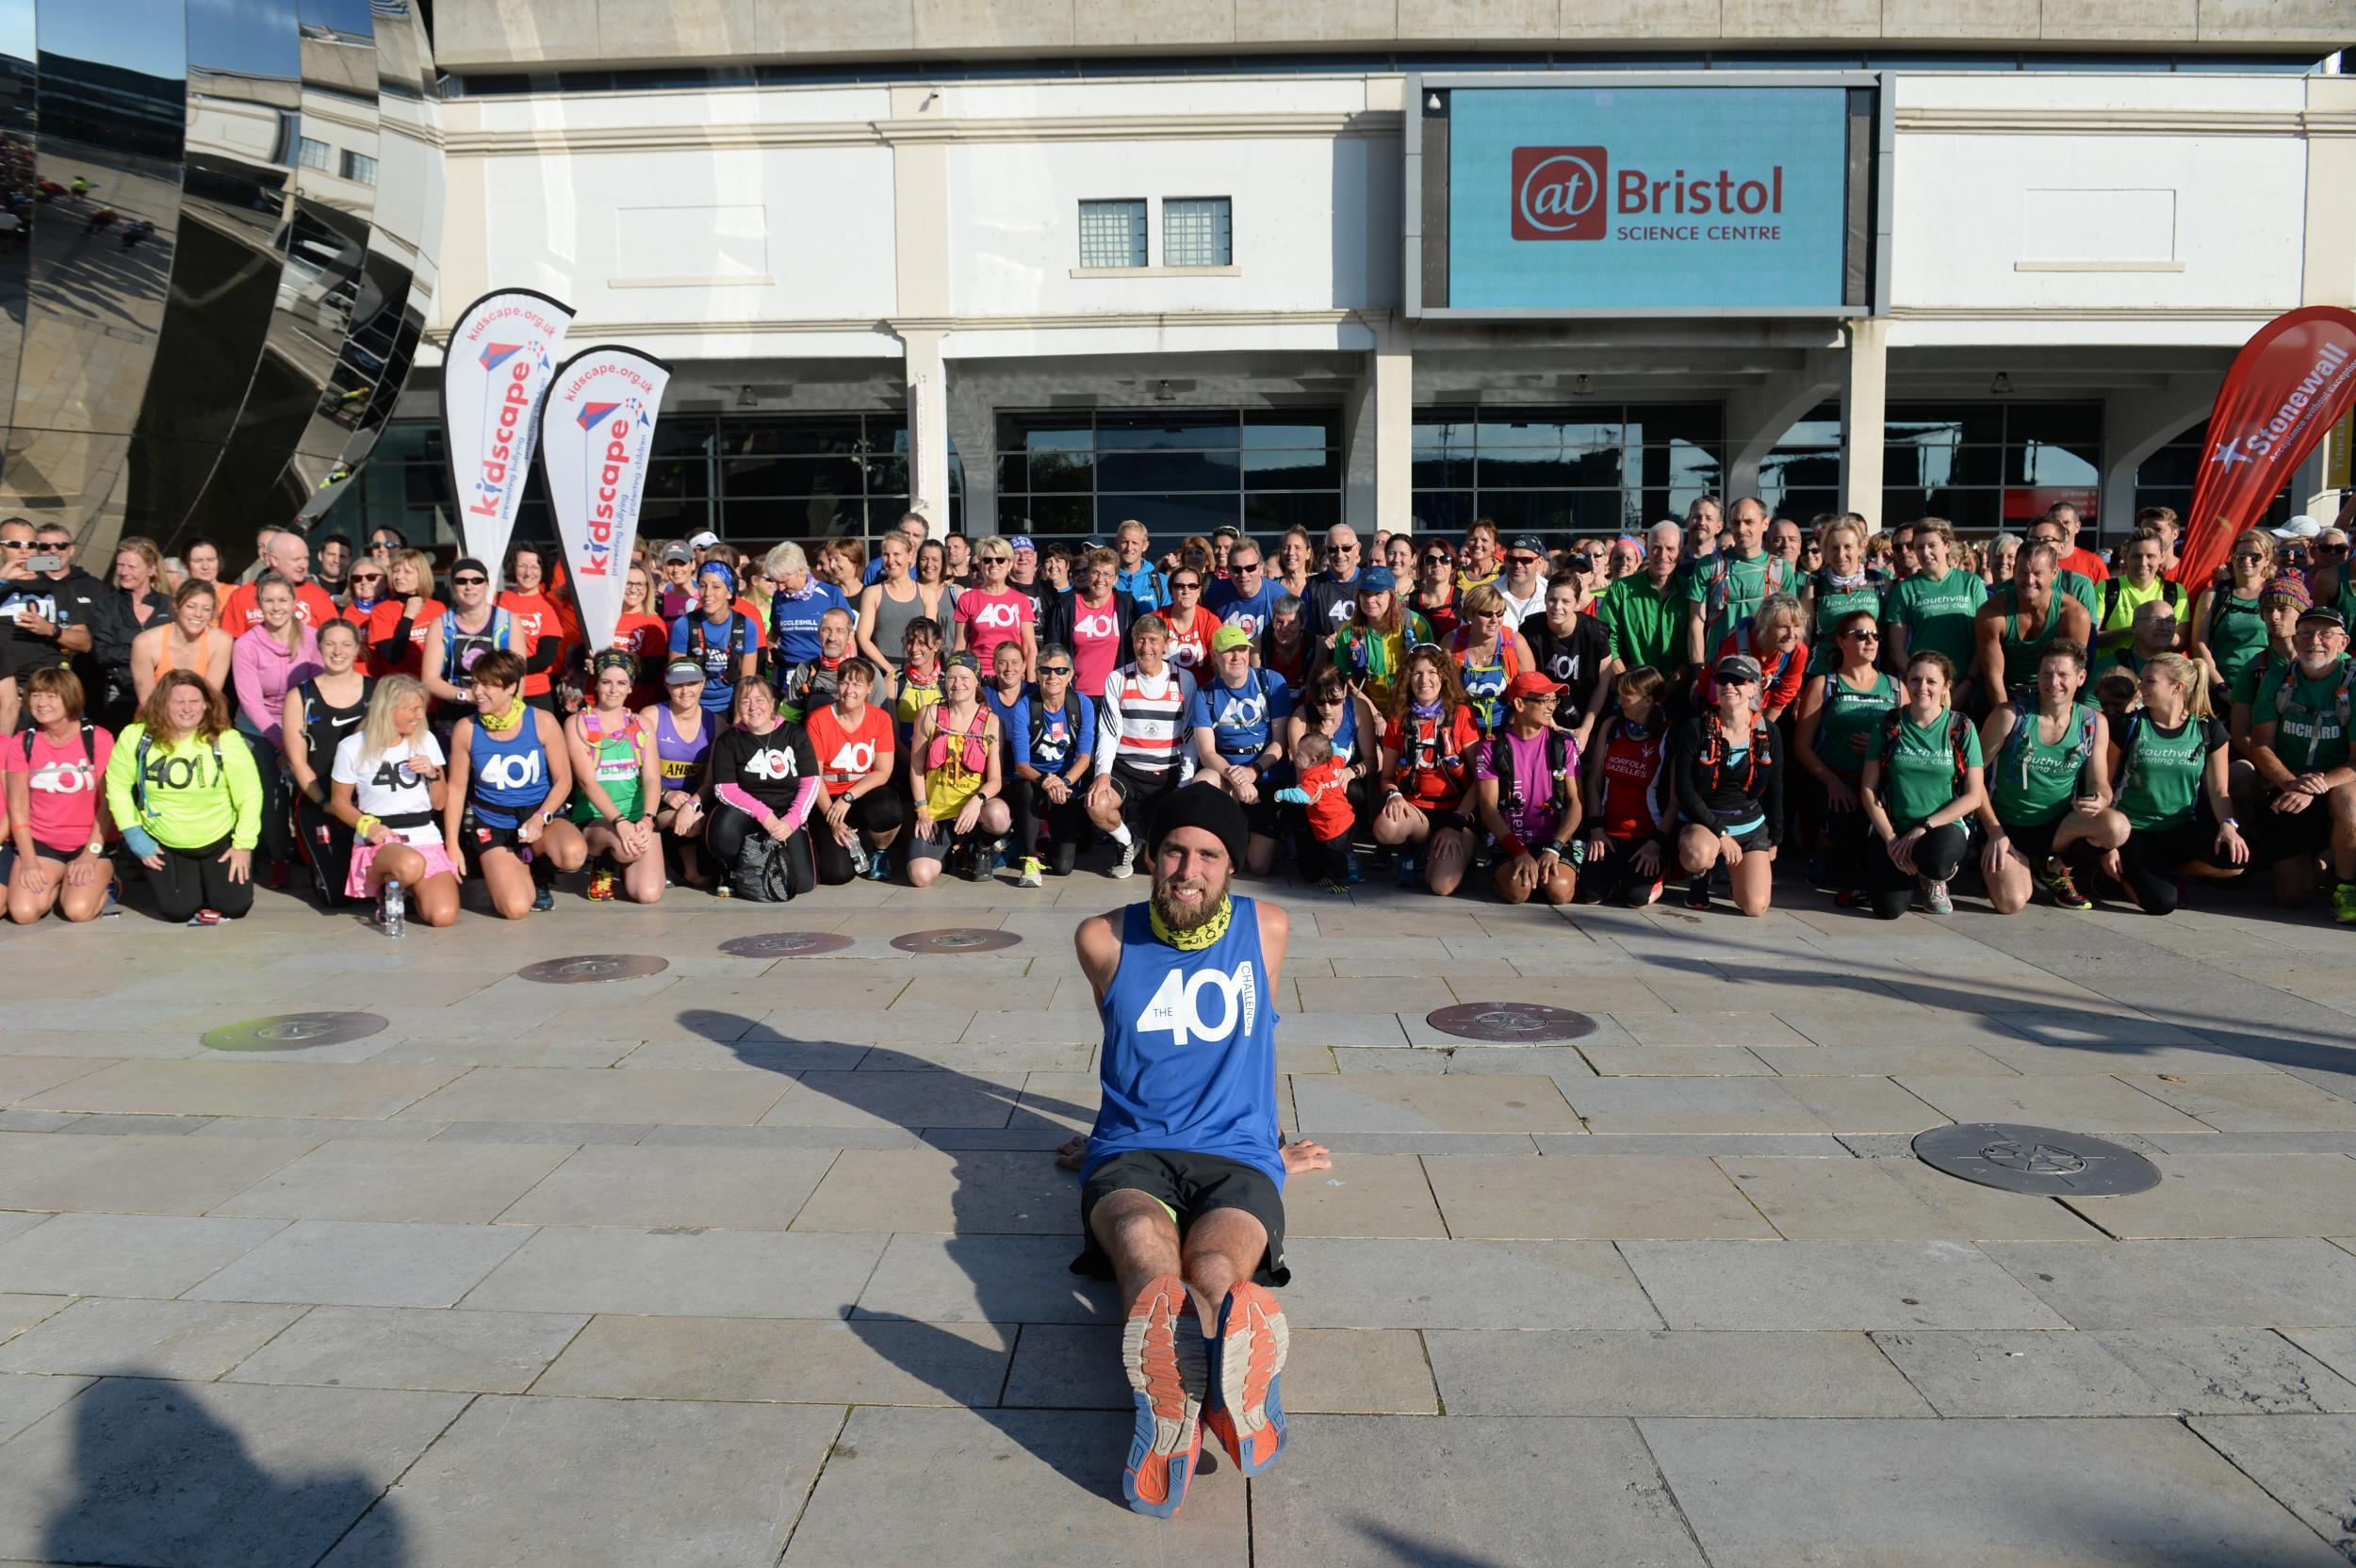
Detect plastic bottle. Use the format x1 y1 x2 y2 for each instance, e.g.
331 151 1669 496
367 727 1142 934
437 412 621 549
382 881 405 938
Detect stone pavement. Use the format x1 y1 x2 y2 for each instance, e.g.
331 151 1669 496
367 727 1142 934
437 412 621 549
2 874 2355 1567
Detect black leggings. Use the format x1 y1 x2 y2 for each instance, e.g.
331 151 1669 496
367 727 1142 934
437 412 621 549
706 801 816 897
810 790 907 885
1010 776 1090 858
296 796 356 904
140 835 254 923
2116 817 2217 917
1864 817 1971 921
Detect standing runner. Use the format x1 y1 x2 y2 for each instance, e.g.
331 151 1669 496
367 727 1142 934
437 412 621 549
1072 783 1329 1519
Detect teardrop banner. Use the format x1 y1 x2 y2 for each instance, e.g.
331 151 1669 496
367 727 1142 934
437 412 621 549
539 345 673 654
440 288 574 579
2174 305 2356 589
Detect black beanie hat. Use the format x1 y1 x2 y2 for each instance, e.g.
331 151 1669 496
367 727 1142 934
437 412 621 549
1149 780 1250 870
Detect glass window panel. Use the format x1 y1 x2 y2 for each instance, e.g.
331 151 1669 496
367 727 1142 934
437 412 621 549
864 455 908 493
1410 492 1477 535
1412 456 1473 491
1001 418 1093 452
1244 493 1340 531
2008 402 2102 447
1890 404 2004 445
651 417 717 460
1093 493 1241 535
720 454 864 497
641 460 709 501
1242 449 1338 489
340 151 378 185
2013 440 2099 489
1025 449 1094 494
1006 496 1092 535
297 137 333 172
1094 412 1241 450
1078 199 1147 268
1478 448 1624 489
1475 414 1626 448
732 498 859 538
721 416 866 457
1096 449 1241 492
1242 415 1340 448
1163 197 1233 268
1622 404 1723 447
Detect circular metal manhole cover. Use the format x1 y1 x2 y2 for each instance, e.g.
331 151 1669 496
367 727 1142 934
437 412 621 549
516 954 671 985
1425 1003 1598 1044
717 932 856 958
1913 1122 2161 1197
202 1012 389 1053
890 927 1023 954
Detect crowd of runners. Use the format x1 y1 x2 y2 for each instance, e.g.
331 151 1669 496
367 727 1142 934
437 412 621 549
3 496 2350 928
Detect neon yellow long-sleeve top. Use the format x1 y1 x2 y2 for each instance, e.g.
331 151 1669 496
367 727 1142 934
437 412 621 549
103 724 264 852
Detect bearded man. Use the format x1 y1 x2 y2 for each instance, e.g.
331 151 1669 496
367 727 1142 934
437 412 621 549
1069 782 1329 1517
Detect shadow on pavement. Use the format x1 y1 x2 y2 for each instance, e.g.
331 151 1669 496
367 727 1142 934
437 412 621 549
694 1005 1137 1504
39 1375 405 1568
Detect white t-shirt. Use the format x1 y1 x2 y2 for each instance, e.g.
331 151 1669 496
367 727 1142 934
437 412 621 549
333 730 445 846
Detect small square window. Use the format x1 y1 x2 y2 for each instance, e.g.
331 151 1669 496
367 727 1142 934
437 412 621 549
340 151 378 185
296 137 332 172
1163 197 1232 268
1078 199 1146 270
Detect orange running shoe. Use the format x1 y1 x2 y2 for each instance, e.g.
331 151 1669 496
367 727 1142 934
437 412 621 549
1121 1274 1204 1518
1203 1281 1288 1477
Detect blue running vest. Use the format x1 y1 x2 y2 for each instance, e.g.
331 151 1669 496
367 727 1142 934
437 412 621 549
468 716 551 829
1086 896 1284 1187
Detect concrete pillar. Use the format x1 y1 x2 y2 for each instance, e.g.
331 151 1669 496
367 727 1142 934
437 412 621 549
901 330 951 534
1375 342 1413 536
1838 317 1889 525
2098 375 2217 538
2303 75 2356 309
1723 346 1841 517
944 373 997 541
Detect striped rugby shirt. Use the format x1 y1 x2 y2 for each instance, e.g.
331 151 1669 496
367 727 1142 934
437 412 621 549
1094 660 1199 779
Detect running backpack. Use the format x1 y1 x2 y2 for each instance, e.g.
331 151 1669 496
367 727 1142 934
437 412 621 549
1879 708 1975 792
689 612 752 682
1488 727 1574 816
2266 657 2356 730
1026 689 1087 768
1690 713 1772 796
21 721 95 769
438 608 513 682
1999 704 2100 792
2101 578 2187 633
1704 553 1792 621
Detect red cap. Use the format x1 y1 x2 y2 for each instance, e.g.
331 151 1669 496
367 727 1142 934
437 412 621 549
1503 670 1565 703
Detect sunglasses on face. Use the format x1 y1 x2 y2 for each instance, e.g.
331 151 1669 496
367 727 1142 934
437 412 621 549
1232 560 1262 572
350 572 384 584
1424 552 1453 565
451 575 487 587
1333 544 1359 554
1171 580 1201 591
1841 629 1880 642
0 540 31 550
1508 554 1540 566
1039 664 1072 676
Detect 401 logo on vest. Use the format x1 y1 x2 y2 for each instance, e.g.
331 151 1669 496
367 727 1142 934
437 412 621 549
744 745 801 780
826 740 875 776
370 760 424 790
143 755 216 790
31 762 93 794
1076 611 1117 640
478 752 544 791
972 601 1021 629
1135 960 1257 1049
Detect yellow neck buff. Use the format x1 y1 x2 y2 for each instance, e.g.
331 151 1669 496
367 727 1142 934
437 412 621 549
480 694 528 736
1150 893 1233 952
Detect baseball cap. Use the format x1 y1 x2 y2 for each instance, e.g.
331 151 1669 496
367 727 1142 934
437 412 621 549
1006 535 1036 553
663 657 707 686
2272 515 2322 542
1714 652 1764 685
2296 603 2345 629
660 542 693 564
1355 564 1396 594
1211 624 1253 653
1503 670 1564 703
688 531 719 549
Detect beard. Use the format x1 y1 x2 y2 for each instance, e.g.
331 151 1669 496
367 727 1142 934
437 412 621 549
1151 865 1233 932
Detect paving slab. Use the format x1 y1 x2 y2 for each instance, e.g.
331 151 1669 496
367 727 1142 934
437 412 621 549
1773 1009 2028 1049
1607 1010 1816 1048
1423 1153 1774 1240
221 1305 587 1393
1984 1239 2356 1328
2087 1328 2356 1414
1751 1042 2023 1076
790 1149 1074 1234
19 1060 460 1121
1869 1329 2180 1416
852 1234 1119 1325
0 1057 122 1104
462 1226 884 1318
0 1296 66 1345
616 1037 863 1070
0 1131 115 1194
0 1298 304 1380
0 1378 466 1568
532 1313 1013 1406
2187 1414 2356 1559
2283 1327 2356 1383
1893 1073 2212 1132
1717 1154 2096 1241
206 1138 573 1224
1564 1077 1946 1135
397 1066 794 1126
1279 1153 1448 1238
1275 1013 1411 1048
759 1070 1029 1130
496 1143 837 1232
185 1218 534 1309
320 1394 844 1568
783 1405 1246 1565
1292 1074 1579 1134
0 1135 319 1217
1618 1239 2071 1330
0 1370 88 1443
1533 1133 1853 1157
1579 1045 1776 1076
2120 1072 2356 1132
1640 1415 2346 1568
1251 1414 1704 1567
1001 1323 1437 1413
1276 1239 1663 1330
0 1213 287 1298
2063 1152 2356 1239
1427 1328 1929 1416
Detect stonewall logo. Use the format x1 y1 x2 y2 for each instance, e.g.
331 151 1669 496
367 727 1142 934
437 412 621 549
1513 144 1791 243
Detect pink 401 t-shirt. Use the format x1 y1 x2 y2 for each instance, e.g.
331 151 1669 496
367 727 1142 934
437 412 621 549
954 587 1033 671
2 724 114 849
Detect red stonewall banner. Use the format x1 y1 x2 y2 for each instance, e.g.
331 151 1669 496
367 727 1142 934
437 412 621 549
2176 305 2356 588
441 288 575 579
539 345 672 654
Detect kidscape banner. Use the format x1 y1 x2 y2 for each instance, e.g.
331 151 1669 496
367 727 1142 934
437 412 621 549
538 345 672 654
441 288 574 580
2176 306 2356 588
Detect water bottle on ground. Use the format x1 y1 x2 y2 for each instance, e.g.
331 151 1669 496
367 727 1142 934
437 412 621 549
382 881 405 938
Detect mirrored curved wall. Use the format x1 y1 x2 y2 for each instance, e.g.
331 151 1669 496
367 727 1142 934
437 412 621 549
0 0 441 557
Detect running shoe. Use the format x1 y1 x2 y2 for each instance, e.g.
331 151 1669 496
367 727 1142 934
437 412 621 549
186 908 223 927
1121 1275 1205 1519
1317 877 1349 895
1685 876 1711 911
1922 877 1954 916
587 867 617 902
713 883 733 898
1203 1281 1288 1478
1344 854 1363 885
1017 855 1043 889
2038 857 2092 912
1393 852 1419 890
532 885 555 913
1109 854 1135 879
860 846 892 883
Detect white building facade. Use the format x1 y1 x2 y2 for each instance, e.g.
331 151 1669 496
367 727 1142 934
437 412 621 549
349 6 2356 553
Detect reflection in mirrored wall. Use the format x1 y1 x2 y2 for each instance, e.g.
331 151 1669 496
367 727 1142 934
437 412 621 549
0 0 440 557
